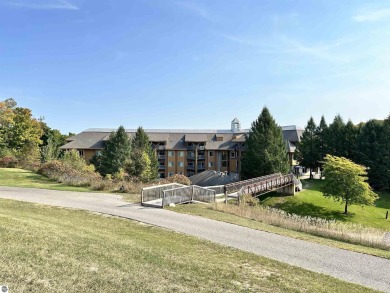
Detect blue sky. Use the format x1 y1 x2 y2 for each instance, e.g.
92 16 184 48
1 0 389 134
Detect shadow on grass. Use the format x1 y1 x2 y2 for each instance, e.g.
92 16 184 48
374 191 390 209
272 201 350 222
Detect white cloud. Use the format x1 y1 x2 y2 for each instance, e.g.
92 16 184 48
219 33 353 63
353 8 390 22
1 0 78 10
175 1 213 22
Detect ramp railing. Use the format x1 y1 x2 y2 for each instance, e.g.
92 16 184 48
162 185 216 207
141 183 186 204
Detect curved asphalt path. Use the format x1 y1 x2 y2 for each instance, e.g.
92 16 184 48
1 186 389 292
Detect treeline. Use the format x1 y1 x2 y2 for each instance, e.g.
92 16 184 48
298 114 390 190
0 98 70 167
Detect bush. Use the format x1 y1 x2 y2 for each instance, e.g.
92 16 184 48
0 156 18 168
239 194 258 207
38 160 101 187
163 174 191 186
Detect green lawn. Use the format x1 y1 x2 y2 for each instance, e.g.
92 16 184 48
0 200 377 292
262 179 390 230
0 168 140 202
0 168 91 192
169 204 390 259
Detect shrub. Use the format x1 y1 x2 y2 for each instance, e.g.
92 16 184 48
0 156 18 168
38 160 101 187
163 174 191 186
239 194 258 207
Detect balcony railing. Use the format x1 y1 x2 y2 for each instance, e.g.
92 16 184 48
197 165 206 170
187 165 195 170
187 155 196 160
158 155 165 160
158 165 166 170
197 155 205 160
157 145 165 150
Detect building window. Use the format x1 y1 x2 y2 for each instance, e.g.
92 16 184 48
168 161 174 167
168 151 174 157
178 151 184 157
222 161 228 168
168 172 174 177
159 151 165 156
208 162 214 168
230 151 236 158
209 151 214 157
78 150 84 156
178 162 184 167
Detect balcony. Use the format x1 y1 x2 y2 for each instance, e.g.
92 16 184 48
197 165 206 170
158 165 166 170
187 145 197 150
187 154 196 160
158 155 165 160
157 145 165 150
197 155 205 160
187 165 195 170
199 146 205 151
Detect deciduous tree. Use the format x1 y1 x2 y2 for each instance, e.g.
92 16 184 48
322 155 377 214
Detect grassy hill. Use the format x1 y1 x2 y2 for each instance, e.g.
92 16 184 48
262 179 390 230
0 199 376 292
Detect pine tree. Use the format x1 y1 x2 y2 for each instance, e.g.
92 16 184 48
384 115 390 190
327 115 346 157
297 117 319 178
316 116 328 162
344 120 358 160
128 127 158 181
241 107 289 180
99 126 131 176
355 119 388 190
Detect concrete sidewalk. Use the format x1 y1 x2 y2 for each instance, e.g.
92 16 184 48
1 186 389 292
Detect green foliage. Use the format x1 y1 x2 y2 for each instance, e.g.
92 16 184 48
322 155 378 214
128 127 158 182
297 117 320 178
39 150 100 187
39 121 67 162
61 149 95 173
326 115 347 157
241 107 289 179
316 115 328 162
99 126 131 176
355 119 389 190
0 98 43 165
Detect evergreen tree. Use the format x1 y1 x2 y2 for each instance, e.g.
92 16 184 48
128 127 158 181
316 115 328 162
355 119 388 190
241 107 289 180
99 126 131 176
344 120 358 160
327 115 346 157
384 115 390 190
297 117 319 178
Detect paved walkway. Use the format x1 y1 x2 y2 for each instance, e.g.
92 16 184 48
1 186 390 292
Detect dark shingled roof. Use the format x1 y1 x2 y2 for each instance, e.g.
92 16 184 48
61 126 302 152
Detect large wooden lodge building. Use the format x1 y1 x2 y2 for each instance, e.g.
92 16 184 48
60 118 302 178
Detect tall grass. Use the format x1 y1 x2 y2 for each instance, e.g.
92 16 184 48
212 202 390 250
